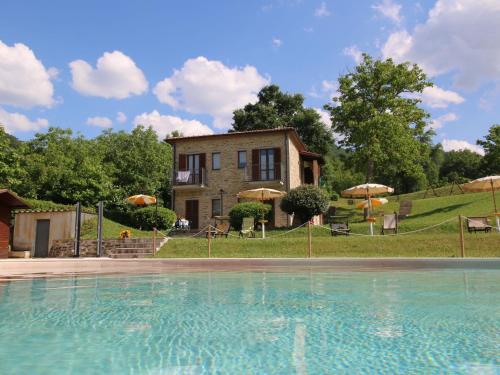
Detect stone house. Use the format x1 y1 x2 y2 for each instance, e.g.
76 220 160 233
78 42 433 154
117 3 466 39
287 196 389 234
165 128 324 229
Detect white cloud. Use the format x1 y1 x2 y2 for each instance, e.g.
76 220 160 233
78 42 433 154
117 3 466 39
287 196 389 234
421 86 465 108
0 40 55 108
304 27 314 33
272 38 283 47
153 56 269 129
428 112 458 130
322 80 340 99
86 116 113 128
70 51 148 99
134 110 213 138
0 107 49 133
315 2 331 17
343 45 363 64
372 0 402 23
116 112 127 124
382 0 500 89
442 139 484 155
313 108 332 127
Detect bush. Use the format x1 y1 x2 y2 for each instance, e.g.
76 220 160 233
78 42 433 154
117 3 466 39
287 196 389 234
131 206 176 230
330 192 339 201
280 185 329 223
229 202 272 230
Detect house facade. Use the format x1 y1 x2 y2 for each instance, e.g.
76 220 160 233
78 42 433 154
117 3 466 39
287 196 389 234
165 128 323 230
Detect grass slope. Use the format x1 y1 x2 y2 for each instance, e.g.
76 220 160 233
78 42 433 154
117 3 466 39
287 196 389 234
81 217 153 240
156 190 499 258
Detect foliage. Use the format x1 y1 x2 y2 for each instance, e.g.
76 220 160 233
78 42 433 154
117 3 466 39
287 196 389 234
228 202 272 230
280 185 329 223
320 155 364 195
131 206 176 230
439 150 482 183
325 54 433 192
477 124 500 175
232 85 335 155
0 125 25 189
131 206 176 231
23 198 75 211
96 125 172 207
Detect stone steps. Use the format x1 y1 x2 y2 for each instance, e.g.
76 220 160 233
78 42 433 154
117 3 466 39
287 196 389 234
104 237 168 258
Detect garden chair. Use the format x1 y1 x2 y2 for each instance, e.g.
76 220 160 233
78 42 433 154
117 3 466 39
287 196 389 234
381 213 398 235
239 217 255 238
330 215 350 236
398 200 412 220
215 223 231 238
466 217 492 233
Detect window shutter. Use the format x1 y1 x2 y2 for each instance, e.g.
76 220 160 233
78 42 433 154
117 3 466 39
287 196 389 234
274 147 281 179
200 153 206 170
178 154 187 171
252 149 259 181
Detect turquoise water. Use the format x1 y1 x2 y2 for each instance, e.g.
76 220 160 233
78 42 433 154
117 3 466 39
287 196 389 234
0 270 499 374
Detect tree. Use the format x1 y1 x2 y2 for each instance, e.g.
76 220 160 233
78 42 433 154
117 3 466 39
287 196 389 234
0 125 25 189
95 125 172 207
440 150 482 183
18 128 111 206
232 85 335 155
280 185 329 223
325 54 433 192
477 124 500 175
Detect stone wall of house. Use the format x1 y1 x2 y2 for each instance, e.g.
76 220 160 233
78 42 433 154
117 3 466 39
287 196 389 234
49 238 155 257
172 131 308 229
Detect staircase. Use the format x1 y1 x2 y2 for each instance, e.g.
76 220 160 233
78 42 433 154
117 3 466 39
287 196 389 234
105 237 168 258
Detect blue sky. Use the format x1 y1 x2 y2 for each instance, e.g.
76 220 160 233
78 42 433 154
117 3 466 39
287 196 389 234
0 0 498 154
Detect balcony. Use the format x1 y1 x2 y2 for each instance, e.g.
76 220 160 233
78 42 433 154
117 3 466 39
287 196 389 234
244 163 284 183
173 168 207 189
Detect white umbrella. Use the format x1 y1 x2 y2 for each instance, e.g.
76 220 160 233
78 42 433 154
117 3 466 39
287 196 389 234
356 198 389 209
237 188 286 238
342 183 394 235
463 176 500 231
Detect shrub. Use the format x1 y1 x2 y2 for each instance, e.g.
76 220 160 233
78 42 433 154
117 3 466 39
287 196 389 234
330 192 339 201
229 202 272 230
131 206 176 230
280 185 329 223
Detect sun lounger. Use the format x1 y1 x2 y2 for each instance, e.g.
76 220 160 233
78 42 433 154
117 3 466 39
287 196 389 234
239 217 255 238
330 216 350 236
466 217 493 233
398 200 412 219
381 213 398 235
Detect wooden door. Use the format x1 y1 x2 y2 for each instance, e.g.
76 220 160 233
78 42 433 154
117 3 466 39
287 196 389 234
185 200 199 230
34 219 50 257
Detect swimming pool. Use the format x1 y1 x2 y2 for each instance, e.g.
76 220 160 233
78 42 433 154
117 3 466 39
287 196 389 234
0 270 498 374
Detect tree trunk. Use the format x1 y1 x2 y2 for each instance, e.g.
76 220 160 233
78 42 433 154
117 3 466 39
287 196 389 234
366 159 374 183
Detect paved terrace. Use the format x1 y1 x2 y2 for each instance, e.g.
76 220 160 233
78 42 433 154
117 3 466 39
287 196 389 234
0 258 499 280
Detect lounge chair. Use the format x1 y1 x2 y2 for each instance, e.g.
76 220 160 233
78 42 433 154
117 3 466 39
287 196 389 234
215 223 230 238
398 200 412 220
466 217 492 233
381 213 398 235
239 217 255 238
330 216 350 236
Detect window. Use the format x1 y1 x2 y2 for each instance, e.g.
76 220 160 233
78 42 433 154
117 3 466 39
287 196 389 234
211 199 221 217
259 149 275 180
212 152 221 170
238 151 247 169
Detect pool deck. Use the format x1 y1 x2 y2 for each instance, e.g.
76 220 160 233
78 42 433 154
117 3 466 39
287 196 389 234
0 258 499 280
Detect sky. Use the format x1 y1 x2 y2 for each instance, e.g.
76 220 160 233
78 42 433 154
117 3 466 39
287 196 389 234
1 0 499 155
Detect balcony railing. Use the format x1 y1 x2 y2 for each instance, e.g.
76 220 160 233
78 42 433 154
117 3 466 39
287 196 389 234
173 168 207 186
244 163 283 182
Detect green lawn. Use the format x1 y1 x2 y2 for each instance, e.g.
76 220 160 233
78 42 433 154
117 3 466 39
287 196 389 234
81 217 154 239
155 190 499 258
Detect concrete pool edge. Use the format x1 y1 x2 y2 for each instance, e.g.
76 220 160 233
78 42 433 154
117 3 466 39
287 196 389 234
0 258 499 278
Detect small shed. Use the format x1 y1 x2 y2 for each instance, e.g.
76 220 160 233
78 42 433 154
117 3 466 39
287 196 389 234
0 189 30 258
13 209 95 258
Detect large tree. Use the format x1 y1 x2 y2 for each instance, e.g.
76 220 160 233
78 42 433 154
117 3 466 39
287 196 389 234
325 54 433 192
477 124 500 175
232 85 334 155
439 149 482 183
0 125 25 189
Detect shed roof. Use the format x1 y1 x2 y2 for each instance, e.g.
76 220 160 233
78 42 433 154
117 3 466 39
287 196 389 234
0 189 30 208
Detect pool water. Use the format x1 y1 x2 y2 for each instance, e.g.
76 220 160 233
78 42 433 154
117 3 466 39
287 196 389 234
0 270 498 374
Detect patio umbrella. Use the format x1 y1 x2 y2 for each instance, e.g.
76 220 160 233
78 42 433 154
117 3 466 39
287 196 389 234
342 183 394 235
463 175 500 231
237 188 286 238
356 198 389 209
126 194 158 227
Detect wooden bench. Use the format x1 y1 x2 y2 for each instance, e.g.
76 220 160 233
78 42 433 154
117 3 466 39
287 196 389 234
466 217 493 233
330 216 351 236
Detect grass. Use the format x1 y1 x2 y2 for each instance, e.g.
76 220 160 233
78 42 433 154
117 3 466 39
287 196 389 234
155 189 499 258
81 217 154 240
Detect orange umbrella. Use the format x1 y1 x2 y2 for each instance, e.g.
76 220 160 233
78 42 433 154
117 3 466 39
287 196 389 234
126 194 157 206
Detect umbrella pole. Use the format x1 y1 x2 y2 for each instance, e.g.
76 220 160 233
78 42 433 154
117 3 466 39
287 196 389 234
492 179 500 232
367 190 373 236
